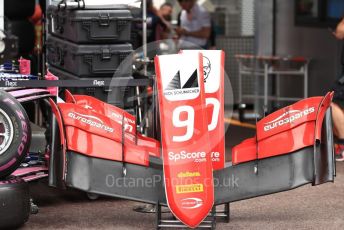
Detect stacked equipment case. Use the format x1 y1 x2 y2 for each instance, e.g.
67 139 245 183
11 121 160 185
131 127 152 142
46 3 136 110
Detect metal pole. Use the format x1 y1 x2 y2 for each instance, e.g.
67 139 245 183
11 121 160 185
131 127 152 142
238 61 242 104
136 0 147 133
304 63 308 98
264 62 268 112
142 0 148 75
276 73 280 103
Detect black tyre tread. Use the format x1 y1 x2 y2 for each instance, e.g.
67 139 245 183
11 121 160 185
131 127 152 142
0 176 30 229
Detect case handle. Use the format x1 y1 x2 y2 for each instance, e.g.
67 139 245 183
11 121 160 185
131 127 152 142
81 16 130 41
83 52 130 74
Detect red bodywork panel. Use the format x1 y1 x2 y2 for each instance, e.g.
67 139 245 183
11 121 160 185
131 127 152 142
67 94 137 140
65 90 76 104
232 92 333 165
231 138 256 164
50 92 162 167
58 103 122 143
49 98 67 180
58 102 149 166
155 53 214 228
64 92 160 157
181 50 226 170
137 133 161 158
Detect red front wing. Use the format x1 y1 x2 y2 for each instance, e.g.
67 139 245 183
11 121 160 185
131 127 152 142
233 92 333 165
48 90 333 229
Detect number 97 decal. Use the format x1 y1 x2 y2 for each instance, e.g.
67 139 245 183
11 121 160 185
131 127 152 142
172 98 220 142
172 106 195 142
206 98 220 131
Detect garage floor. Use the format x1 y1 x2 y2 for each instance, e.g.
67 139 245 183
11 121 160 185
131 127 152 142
21 123 344 230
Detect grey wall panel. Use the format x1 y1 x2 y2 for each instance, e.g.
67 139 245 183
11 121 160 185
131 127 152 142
216 37 255 104
275 0 342 97
255 0 274 56
253 0 274 113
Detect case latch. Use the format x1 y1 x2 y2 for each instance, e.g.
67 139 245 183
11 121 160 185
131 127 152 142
101 48 111 60
98 14 110 27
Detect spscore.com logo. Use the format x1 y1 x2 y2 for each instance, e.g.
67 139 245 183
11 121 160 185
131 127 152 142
264 107 315 132
68 112 114 133
169 151 207 163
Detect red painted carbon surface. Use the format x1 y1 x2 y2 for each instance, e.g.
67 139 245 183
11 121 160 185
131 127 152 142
182 50 226 170
50 99 154 167
155 53 214 228
232 92 333 165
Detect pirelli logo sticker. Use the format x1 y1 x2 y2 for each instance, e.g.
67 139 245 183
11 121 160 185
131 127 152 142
176 184 204 194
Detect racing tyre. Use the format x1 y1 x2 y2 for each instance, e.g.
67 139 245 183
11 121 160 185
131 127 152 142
0 176 30 228
0 91 31 179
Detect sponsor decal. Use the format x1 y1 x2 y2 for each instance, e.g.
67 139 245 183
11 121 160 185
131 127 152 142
181 198 203 209
68 112 114 133
211 152 220 162
165 69 199 90
93 80 105 86
163 69 200 101
72 112 104 124
109 112 136 125
109 112 135 132
169 151 219 163
177 171 201 178
176 184 204 194
4 80 17 87
264 107 315 131
169 151 207 163
16 110 29 156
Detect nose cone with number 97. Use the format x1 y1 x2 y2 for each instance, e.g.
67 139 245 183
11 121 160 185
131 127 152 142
155 52 215 228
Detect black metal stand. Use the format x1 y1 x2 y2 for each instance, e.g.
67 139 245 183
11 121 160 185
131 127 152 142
215 203 230 223
155 203 230 229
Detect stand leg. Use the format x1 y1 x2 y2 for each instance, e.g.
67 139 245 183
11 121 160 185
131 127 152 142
156 202 161 230
211 206 217 230
225 203 230 223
